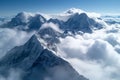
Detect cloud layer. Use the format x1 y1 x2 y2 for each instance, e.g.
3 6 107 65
57 24 120 80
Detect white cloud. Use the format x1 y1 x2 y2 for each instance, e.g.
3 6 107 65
57 23 120 80
0 28 35 58
40 22 63 33
87 12 101 18
64 8 84 14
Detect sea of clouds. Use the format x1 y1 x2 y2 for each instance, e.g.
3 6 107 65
0 10 120 80
57 22 120 80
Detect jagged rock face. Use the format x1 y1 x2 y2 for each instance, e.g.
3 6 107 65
6 12 30 27
38 27 61 52
46 13 101 34
47 18 64 28
0 35 44 70
0 13 46 31
0 35 88 80
24 49 88 80
38 27 61 44
63 13 92 33
63 13 103 33
28 14 46 31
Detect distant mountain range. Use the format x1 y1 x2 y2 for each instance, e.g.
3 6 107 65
0 8 106 33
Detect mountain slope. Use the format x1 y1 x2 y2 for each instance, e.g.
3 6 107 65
0 34 88 80
63 13 103 33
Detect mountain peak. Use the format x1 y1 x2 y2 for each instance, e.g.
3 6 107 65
0 34 88 80
16 12 33 17
71 13 88 21
15 12 33 22
65 8 84 14
8 12 33 27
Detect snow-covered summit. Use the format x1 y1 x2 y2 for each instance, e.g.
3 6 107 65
0 12 47 31
64 8 101 18
14 12 33 23
28 14 46 30
64 8 84 14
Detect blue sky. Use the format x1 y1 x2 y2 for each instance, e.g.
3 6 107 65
0 0 120 16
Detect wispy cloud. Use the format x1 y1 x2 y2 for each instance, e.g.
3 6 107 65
0 28 35 58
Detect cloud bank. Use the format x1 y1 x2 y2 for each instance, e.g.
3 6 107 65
57 24 120 80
